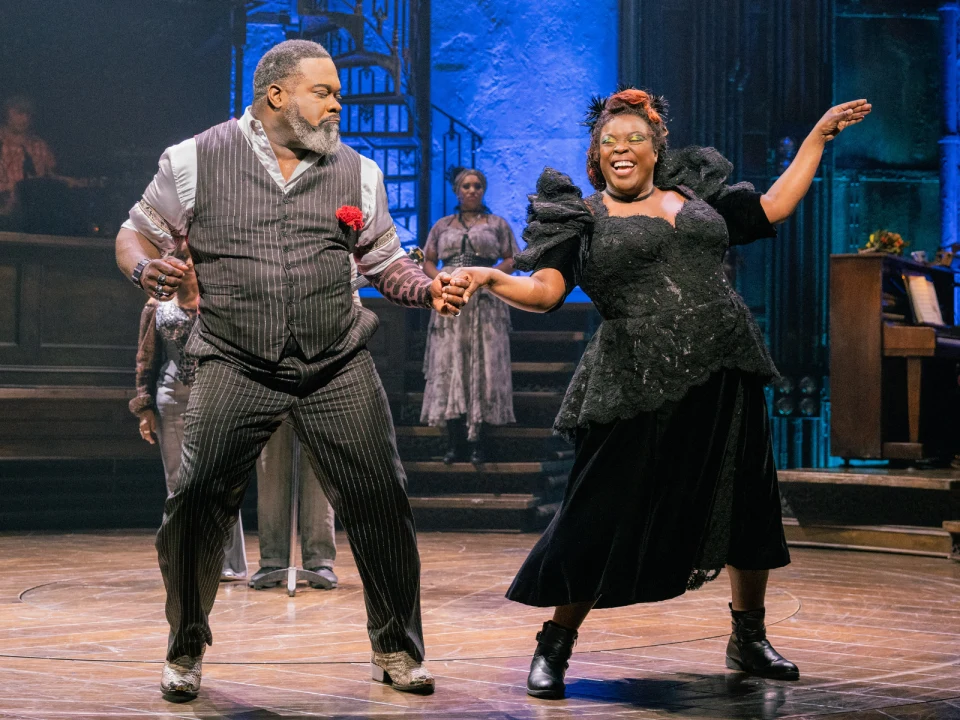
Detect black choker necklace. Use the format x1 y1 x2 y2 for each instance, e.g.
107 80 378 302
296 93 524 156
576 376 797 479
605 186 656 203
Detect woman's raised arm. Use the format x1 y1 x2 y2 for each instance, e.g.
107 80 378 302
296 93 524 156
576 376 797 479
760 99 871 224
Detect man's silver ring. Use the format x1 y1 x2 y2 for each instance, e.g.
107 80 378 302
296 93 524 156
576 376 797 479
155 287 165 299
157 274 167 286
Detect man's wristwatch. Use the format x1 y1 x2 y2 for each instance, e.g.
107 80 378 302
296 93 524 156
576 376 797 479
131 258 150 289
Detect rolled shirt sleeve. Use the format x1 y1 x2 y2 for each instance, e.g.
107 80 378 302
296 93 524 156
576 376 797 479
355 155 406 276
122 138 197 255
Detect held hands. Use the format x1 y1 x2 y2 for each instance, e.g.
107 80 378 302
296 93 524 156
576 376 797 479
431 267 497 315
813 99 872 143
138 409 158 445
450 267 495 304
430 272 472 316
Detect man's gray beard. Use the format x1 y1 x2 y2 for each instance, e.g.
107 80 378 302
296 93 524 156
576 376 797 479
286 103 341 156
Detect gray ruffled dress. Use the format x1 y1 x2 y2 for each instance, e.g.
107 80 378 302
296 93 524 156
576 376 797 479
421 214 520 440
505 147 790 609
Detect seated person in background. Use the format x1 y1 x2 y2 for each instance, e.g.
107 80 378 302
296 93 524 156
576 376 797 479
0 96 56 226
130 251 248 581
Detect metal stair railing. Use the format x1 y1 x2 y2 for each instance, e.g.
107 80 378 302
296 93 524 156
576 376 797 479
295 0 421 245
431 105 483 217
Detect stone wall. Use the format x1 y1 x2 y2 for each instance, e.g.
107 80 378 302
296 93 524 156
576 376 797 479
430 2 618 239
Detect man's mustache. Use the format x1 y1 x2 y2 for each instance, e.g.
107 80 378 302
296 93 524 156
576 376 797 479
308 115 340 130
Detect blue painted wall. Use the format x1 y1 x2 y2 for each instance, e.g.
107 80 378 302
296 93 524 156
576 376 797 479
429 1 619 241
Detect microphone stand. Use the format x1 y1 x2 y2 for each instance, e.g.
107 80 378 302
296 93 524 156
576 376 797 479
250 434 327 596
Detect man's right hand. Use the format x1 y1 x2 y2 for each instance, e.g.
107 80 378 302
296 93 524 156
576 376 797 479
431 272 470 316
138 409 158 445
140 257 188 299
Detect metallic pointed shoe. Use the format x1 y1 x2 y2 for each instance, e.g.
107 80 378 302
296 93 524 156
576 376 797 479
160 651 204 700
527 620 577 699
305 565 338 590
371 651 435 694
219 568 246 582
725 604 799 680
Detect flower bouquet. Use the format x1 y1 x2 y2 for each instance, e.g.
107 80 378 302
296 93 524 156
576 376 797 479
859 229 908 255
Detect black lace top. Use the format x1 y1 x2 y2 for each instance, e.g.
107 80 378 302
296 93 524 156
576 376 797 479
515 147 779 440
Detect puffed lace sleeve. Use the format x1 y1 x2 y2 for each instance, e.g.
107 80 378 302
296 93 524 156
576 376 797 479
514 168 594 296
655 146 776 246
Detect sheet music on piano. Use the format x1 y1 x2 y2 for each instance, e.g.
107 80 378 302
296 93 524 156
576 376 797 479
903 273 945 326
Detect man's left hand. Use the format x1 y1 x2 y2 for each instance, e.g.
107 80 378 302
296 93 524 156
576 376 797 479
430 272 470 316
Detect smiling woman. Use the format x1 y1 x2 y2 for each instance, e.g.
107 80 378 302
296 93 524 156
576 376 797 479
586 89 668 196
450 86 871 700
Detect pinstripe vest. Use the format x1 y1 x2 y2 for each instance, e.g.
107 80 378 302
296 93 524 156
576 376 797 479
190 119 369 362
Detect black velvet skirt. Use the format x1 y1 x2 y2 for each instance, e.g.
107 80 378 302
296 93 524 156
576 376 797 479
506 369 790 609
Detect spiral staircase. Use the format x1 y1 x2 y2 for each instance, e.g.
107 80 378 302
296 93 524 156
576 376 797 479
294 0 422 243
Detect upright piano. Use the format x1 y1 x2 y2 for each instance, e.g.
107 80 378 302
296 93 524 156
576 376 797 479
830 253 960 461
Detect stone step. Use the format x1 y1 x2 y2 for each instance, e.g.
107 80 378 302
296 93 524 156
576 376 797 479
783 518 952 558
395 426 555 439
399 390 565 404
299 10 366 50
404 459 572 476
403 361 577 374
394 426 569 463
328 50 401 80
404 459 572 498
391 392 565 427
779 468 960 528
408 493 558 531
779 468 960 490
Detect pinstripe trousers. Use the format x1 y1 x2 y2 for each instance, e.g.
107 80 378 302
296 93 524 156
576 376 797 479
156 345 424 662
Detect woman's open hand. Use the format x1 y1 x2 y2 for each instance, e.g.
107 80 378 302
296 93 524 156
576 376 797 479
813 99 872 142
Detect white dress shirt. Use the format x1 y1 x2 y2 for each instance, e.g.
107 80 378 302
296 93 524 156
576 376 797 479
123 107 406 278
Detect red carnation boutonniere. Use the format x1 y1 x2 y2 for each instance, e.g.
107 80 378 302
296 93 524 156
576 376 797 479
336 205 364 232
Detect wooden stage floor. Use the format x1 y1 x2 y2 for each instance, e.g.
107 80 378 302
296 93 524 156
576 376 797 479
2 532 960 719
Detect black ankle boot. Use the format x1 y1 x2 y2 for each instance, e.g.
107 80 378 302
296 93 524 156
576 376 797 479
442 419 465 465
527 621 577 699
726 604 799 680
469 426 485 464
